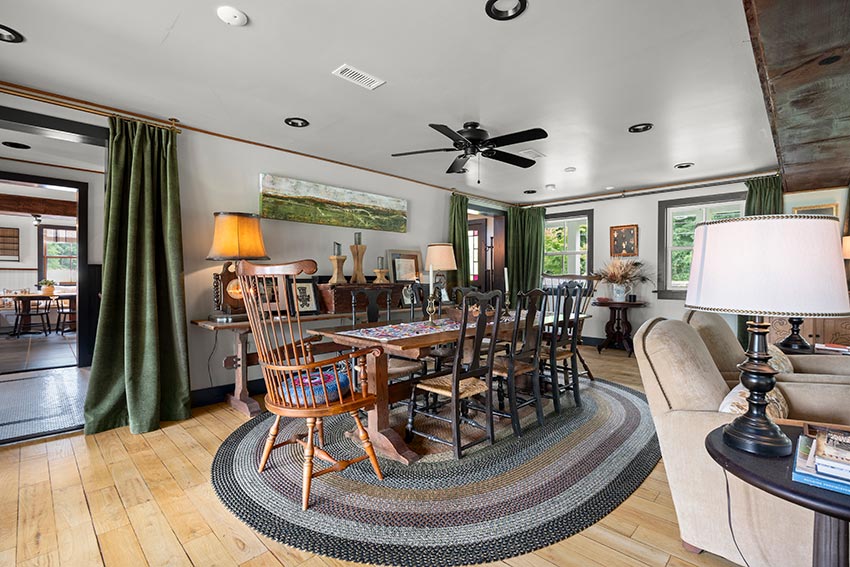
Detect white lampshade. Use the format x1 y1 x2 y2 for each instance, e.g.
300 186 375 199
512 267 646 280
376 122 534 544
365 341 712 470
685 215 850 317
425 243 458 271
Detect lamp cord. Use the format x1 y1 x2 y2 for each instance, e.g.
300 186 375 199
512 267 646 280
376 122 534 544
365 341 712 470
724 469 752 567
206 330 219 388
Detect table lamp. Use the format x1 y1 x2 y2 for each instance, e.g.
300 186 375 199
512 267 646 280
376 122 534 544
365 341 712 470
686 215 849 456
425 243 458 323
206 212 269 322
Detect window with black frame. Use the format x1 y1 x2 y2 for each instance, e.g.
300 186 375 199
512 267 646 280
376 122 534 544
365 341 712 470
543 210 593 276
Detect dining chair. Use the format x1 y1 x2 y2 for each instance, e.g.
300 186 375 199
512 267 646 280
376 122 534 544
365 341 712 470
13 297 51 337
452 285 479 307
541 281 585 412
541 273 600 381
490 288 548 437
404 290 502 459
54 297 76 335
237 259 384 511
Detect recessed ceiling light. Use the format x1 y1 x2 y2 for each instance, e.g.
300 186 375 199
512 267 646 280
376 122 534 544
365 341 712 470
485 0 528 21
2 141 31 150
0 24 24 43
523 189 537 195
545 184 556 192
628 123 653 133
563 166 577 173
216 6 249 26
605 186 615 191
284 117 309 128
674 162 694 169
819 55 841 66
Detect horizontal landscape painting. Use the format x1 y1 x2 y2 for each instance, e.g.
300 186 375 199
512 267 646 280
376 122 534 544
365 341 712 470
259 174 408 233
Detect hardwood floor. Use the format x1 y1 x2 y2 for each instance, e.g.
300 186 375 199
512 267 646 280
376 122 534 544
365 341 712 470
0 347 738 567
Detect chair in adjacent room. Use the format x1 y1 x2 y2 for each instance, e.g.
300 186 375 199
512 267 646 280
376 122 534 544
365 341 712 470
490 288 547 436
238 259 383 510
54 297 77 335
540 281 584 411
405 290 502 459
12 297 51 337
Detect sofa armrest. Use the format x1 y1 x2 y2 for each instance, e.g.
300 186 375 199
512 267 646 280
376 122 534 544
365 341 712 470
775 372 850 385
788 354 850 376
776 381 850 425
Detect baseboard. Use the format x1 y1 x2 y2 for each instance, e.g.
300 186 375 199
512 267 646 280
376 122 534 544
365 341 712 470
190 379 268 408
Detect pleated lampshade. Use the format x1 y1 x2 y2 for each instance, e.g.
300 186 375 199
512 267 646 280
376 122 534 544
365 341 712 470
206 212 270 261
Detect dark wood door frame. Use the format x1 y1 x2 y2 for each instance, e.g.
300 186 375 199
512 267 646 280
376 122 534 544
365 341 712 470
468 218 489 290
0 170 96 367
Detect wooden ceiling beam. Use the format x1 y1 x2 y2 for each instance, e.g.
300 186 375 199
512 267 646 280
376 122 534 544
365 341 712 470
0 193 76 217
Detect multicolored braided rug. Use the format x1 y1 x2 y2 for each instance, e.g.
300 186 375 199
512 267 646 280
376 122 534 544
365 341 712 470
211 379 659 566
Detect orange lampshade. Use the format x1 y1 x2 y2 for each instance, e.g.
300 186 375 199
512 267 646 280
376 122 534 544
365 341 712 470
206 212 269 261
425 243 458 271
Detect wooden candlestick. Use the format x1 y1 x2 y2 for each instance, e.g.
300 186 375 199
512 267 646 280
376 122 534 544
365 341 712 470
329 255 348 284
350 244 368 284
372 269 390 284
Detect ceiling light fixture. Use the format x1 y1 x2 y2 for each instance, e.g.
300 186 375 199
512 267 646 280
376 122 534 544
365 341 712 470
485 0 528 21
628 123 653 133
2 141 31 150
31 214 42 226
674 162 694 169
563 166 577 173
0 24 24 43
819 55 841 66
284 117 309 128
216 6 249 26
523 189 537 195
545 184 556 192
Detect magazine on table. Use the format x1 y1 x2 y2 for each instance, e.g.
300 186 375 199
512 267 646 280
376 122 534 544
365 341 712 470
792 435 850 496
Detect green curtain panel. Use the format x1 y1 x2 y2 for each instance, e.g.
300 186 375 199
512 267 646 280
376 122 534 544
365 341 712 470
738 175 784 346
506 206 545 305
449 194 470 289
84 117 191 434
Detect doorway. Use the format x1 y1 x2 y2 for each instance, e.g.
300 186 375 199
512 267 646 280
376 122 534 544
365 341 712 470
467 206 506 292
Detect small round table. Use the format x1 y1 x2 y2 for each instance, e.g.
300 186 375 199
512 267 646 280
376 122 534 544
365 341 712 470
705 425 850 567
592 300 646 356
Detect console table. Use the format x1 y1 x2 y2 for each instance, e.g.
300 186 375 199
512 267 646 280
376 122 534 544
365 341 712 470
706 425 850 567
592 300 646 356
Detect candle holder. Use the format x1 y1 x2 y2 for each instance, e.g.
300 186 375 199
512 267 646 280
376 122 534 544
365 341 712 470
373 269 390 284
350 244 368 284
426 291 438 325
329 255 348 284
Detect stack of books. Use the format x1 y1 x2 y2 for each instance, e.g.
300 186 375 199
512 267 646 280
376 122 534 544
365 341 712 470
793 424 850 495
814 343 850 354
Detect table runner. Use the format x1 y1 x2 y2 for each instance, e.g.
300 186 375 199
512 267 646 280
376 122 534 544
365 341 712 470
338 319 462 342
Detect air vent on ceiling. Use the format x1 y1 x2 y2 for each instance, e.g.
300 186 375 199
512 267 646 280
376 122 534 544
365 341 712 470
332 64 386 91
517 148 545 159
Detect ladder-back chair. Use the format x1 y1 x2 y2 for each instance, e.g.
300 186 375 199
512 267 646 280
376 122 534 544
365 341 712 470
238 259 383 510
541 281 585 412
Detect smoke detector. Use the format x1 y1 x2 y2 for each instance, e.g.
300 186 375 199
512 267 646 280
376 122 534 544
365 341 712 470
217 6 248 26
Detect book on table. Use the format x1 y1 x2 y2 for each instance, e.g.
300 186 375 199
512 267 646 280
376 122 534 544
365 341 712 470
813 427 850 480
793 435 850 496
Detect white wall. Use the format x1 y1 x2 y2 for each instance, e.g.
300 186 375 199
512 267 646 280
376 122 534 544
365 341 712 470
547 183 748 339
179 131 451 390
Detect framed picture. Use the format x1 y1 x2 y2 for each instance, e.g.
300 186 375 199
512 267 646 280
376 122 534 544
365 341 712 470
257 276 286 314
290 278 321 315
400 284 414 307
610 224 638 257
792 203 839 217
386 249 422 283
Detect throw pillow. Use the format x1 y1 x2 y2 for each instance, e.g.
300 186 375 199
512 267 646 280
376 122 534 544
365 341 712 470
718 383 789 420
767 344 794 374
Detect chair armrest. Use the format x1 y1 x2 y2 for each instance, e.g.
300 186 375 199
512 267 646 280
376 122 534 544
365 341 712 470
775 372 850 385
776 381 850 425
788 354 850 376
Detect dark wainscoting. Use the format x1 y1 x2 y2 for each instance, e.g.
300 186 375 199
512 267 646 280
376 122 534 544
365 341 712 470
78 264 101 367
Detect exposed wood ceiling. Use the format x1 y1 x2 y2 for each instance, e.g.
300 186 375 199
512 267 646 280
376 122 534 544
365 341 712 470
745 0 850 192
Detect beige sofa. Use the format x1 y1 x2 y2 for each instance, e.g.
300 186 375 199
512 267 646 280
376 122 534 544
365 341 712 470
634 317 850 567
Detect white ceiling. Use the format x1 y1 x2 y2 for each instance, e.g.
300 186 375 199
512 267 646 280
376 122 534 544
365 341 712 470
0 0 778 204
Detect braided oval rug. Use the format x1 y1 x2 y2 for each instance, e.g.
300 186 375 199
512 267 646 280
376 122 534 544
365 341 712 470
211 379 660 567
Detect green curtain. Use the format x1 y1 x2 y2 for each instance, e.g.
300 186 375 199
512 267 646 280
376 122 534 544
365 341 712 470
84 117 191 434
448 194 470 289
738 175 784 346
506 206 545 305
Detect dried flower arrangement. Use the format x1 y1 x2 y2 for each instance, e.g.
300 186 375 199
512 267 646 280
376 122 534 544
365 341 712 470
595 259 653 285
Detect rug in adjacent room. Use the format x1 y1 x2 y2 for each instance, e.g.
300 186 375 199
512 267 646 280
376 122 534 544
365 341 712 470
0 367 86 444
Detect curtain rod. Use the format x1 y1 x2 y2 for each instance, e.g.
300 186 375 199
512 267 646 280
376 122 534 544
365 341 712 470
529 170 780 208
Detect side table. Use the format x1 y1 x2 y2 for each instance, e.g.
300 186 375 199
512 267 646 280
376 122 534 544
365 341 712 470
593 300 646 356
706 425 850 567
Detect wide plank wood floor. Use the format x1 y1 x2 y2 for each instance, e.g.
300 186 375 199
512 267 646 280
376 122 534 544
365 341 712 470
0 347 738 567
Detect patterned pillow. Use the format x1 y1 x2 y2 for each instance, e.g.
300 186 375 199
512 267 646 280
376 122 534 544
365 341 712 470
718 383 789 420
283 368 351 405
767 344 794 374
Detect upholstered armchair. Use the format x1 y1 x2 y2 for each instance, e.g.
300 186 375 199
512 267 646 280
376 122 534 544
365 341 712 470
634 317 850 567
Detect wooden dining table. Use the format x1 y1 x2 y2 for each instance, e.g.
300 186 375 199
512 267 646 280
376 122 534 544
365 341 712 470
0 293 76 336
308 312 588 465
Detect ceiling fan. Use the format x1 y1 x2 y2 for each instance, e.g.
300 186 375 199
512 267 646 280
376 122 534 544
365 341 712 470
391 122 548 174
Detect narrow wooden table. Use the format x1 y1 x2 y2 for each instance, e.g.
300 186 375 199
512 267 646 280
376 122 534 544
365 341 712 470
706 426 850 567
593 300 646 356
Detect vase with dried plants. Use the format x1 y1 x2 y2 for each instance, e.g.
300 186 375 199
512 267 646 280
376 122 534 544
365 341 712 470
595 259 652 301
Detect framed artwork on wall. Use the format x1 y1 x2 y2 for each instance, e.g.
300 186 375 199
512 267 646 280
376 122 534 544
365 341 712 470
610 224 638 257
290 278 321 315
792 203 839 217
386 249 422 283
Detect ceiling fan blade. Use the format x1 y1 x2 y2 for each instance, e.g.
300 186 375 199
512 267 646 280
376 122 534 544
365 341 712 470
391 148 457 157
430 123 470 145
484 149 536 168
486 128 548 148
446 154 471 174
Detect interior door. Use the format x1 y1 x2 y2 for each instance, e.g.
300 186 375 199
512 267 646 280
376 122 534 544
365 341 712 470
467 219 488 290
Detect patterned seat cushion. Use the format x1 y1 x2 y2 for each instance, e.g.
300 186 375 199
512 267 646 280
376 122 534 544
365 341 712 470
284 368 351 405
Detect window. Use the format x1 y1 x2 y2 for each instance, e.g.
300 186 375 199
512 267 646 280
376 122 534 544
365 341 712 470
468 226 481 283
39 226 78 284
544 210 593 276
657 192 745 299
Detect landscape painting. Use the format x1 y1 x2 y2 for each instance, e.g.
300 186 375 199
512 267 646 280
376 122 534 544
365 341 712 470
259 174 408 233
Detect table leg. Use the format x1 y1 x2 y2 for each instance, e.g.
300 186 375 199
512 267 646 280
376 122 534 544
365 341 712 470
364 351 420 465
812 513 848 567
225 330 262 417
597 307 617 354
622 309 635 357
